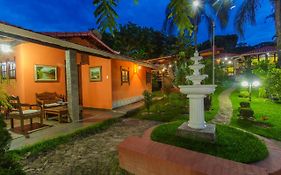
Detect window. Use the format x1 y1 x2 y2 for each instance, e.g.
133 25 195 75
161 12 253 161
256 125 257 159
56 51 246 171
121 67 130 85
1 62 7 80
0 59 16 80
8 60 16 79
146 72 152 84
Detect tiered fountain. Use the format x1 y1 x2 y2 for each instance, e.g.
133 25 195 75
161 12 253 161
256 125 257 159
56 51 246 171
177 51 217 142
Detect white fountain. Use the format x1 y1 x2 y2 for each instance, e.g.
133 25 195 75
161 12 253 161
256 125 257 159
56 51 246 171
177 51 217 142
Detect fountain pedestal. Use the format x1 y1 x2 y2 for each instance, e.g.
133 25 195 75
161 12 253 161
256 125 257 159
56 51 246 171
177 51 217 142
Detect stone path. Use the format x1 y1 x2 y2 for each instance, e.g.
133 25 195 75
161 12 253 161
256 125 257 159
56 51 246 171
21 119 158 175
212 87 236 124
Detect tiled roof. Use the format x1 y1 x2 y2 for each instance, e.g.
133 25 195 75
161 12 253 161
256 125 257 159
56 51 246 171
42 31 120 54
242 46 276 56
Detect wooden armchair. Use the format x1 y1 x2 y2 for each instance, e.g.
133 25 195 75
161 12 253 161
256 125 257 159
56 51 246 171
7 96 43 133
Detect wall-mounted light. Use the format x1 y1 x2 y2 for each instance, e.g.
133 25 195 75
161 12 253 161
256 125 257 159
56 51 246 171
134 64 140 73
0 44 12 53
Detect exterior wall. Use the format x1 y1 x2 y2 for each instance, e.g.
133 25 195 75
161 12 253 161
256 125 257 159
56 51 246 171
81 56 112 109
111 59 152 108
5 42 66 104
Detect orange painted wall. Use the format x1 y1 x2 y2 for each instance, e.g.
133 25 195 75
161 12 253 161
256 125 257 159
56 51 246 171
81 56 112 109
6 43 66 104
111 59 152 102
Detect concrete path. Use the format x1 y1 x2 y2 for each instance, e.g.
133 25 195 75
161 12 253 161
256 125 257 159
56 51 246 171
21 119 158 175
212 87 236 125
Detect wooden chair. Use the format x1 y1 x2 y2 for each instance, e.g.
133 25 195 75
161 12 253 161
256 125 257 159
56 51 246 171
7 96 43 133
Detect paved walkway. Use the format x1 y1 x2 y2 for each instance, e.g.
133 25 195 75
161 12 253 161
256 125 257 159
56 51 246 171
212 87 236 124
9 101 145 150
21 119 158 175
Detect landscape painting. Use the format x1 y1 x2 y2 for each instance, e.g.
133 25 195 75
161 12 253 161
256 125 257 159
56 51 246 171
34 65 57 82
90 66 102 82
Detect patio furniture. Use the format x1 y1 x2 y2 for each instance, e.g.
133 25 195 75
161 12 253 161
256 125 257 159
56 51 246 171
7 96 43 133
36 92 66 117
44 106 71 123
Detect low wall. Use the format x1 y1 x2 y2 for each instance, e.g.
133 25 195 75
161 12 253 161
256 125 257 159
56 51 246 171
118 136 268 175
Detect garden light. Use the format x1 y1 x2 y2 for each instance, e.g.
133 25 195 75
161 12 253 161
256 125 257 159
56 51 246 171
228 61 232 64
253 81 260 87
193 0 200 7
169 64 172 68
241 81 249 87
224 57 228 61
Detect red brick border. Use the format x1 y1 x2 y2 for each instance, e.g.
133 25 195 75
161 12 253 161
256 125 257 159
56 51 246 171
119 136 268 175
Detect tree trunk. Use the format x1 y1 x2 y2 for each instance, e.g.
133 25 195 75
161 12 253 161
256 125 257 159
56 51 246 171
275 0 281 67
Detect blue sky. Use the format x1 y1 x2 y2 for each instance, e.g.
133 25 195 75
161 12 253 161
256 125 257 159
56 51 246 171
0 0 275 45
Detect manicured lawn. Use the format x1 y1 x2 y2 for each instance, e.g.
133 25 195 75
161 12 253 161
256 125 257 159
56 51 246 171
231 89 281 141
151 120 268 163
136 84 226 123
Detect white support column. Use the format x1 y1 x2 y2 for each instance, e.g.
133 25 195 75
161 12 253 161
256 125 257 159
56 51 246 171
188 94 206 129
65 49 79 122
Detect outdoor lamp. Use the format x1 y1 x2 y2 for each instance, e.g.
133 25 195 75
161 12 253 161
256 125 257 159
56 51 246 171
241 81 249 87
193 0 200 7
224 57 228 61
0 44 12 53
241 80 261 101
228 61 232 64
253 80 260 87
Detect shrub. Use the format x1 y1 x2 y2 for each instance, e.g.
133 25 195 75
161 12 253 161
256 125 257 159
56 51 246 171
265 68 281 101
258 87 267 98
204 95 212 111
0 114 25 175
239 90 250 98
239 108 255 120
143 90 153 112
240 102 250 108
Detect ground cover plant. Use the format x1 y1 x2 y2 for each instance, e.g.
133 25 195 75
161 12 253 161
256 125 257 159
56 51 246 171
151 120 268 163
231 88 281 141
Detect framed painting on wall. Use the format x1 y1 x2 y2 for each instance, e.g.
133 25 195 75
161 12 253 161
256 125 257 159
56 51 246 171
121 67 130 85
34 65 58 82
89 66 102 82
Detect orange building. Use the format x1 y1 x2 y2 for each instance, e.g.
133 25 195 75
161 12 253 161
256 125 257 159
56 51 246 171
0 22 153 121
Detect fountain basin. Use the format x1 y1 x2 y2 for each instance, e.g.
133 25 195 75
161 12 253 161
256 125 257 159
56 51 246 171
179 85 217 95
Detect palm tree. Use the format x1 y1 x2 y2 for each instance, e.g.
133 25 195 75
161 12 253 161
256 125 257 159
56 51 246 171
93 1 232 42
163 0 234 49
235 0 281 67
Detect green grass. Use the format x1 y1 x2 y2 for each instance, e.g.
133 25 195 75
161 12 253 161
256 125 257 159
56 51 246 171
151 120 268 163
136 84 226 123
9 118 121 159
231 88 281 141
135 93 187 122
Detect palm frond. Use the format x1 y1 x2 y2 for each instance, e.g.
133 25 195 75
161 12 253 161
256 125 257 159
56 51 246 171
93 0 120 34
163 0 194 36
235 0 260 36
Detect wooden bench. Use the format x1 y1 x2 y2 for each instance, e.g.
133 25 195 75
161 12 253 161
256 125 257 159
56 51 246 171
118 136 268 175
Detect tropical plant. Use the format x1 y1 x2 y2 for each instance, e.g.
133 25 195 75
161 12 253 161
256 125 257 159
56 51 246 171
235 0 281 67
142 90 153 112
0 86 25 175
265 68 281 100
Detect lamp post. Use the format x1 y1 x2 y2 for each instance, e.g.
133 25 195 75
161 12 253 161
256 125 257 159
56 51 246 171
212 21 215 85
241 80 261 102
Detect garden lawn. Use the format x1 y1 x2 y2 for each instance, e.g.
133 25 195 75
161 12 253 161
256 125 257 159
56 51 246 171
151 120 268 163
231 89 281 141
136 84 226 123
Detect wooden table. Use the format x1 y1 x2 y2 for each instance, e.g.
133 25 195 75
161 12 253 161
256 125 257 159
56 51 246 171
44 106 71 123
